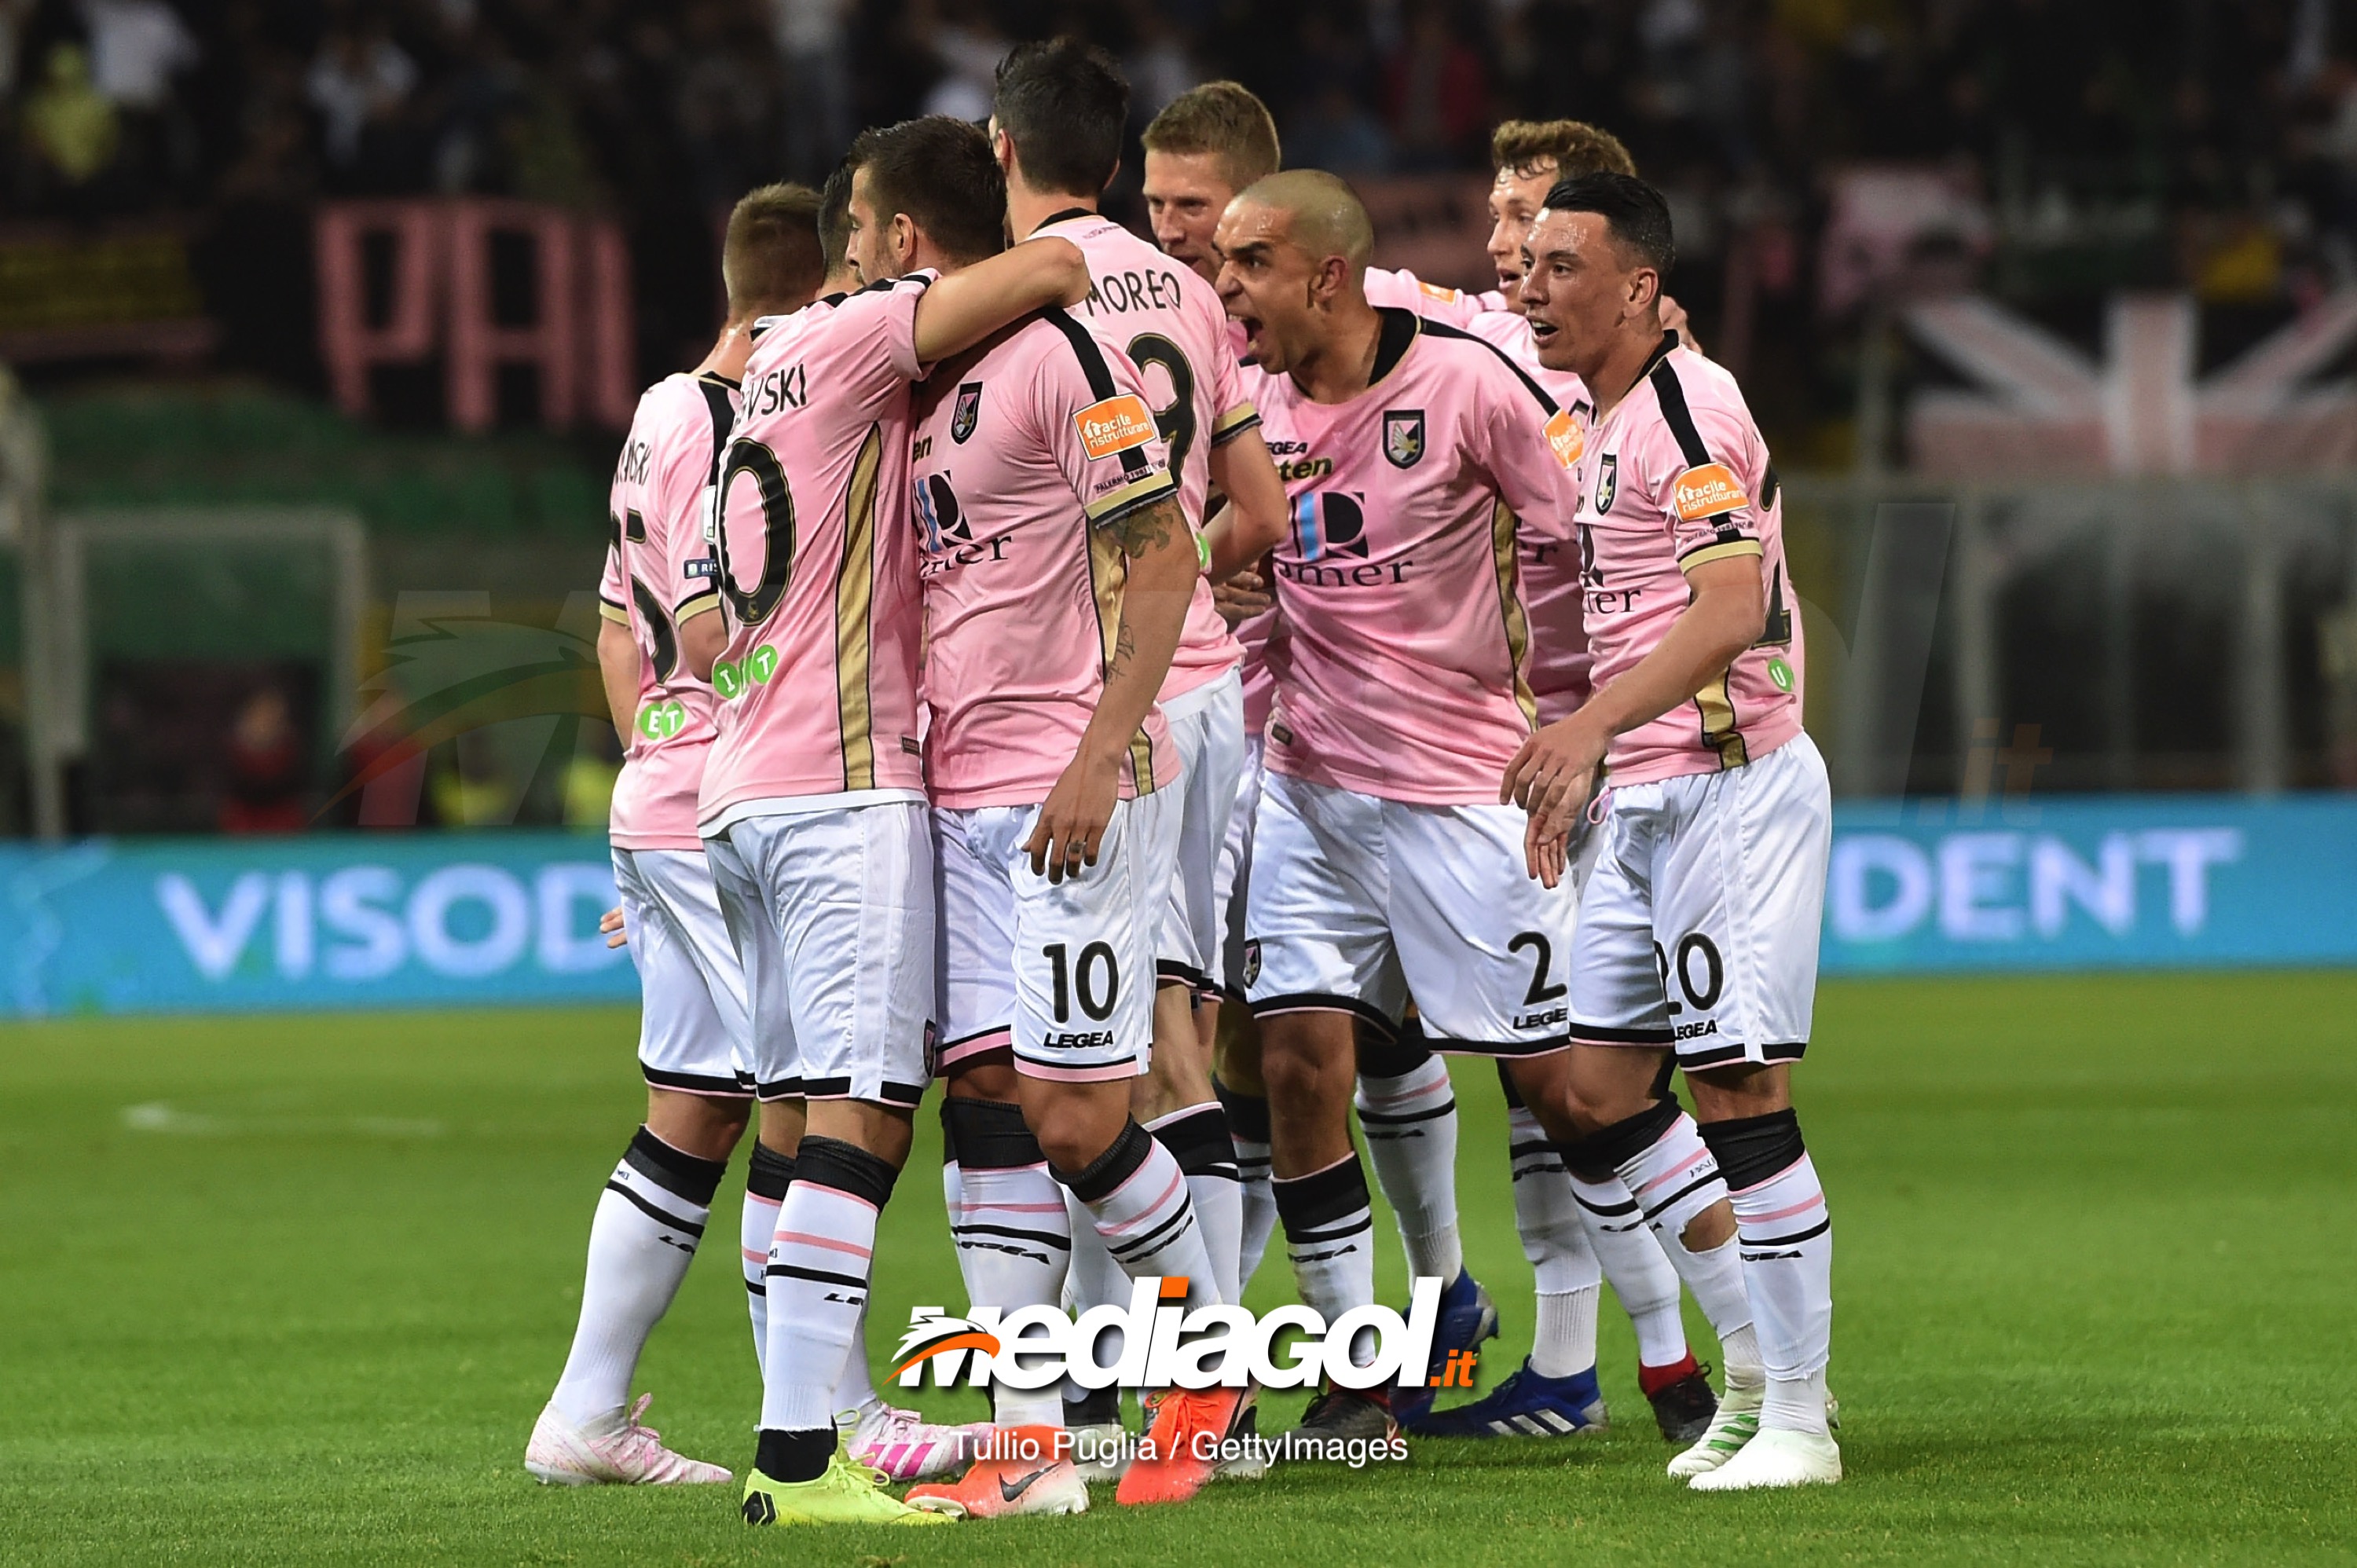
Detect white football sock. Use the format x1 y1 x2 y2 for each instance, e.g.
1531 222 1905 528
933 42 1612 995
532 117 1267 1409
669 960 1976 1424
1355 1057 1463 1284
833 1297 878 1416
1218 1079 1277 1289
1569 1170 1691 1369
741 1143 794 1377
1531 1286 1601 1380
1705 1112 1833 1431
760 1137 892 1436
552 1128 724 1427
1059 1120 1222 1305
944 1098 1070 1427
1598 1106 1758 1380
1273 1150 1377 1363
1505 1099 1603 1378
1147 1102 1244 1305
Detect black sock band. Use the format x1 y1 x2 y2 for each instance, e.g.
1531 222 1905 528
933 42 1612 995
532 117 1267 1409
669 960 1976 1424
1271 1152 1373 1239
1215 1077 1270 1143
1355 1015 1433 1078
624 1126 728 1206
746 1142 797 1201
756 1426 836 1485
1053 1119 1154 1203
1698 1108 1804 1192
942 1097 1045 1171
792 1134 900 1210
1152 1104 1240 1180
1563 1097 1684 1182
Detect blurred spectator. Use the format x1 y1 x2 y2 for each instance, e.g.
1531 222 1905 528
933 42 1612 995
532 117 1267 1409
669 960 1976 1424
0 0 32 102
915 0 1006 122
22 42 120 191
1290 80 1392 175
218 687 308 833
1383 2 1486 170
769 0 851 183
1124 0 1199 126
305 16 417 180
79 0 197 112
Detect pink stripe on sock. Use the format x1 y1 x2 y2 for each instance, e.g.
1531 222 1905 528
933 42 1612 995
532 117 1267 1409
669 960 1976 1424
951 1198 1064 1213
1098 1163 1186 1234
1635 1145 1708 1195
1739 1189 1823 1222
741 1247 765 1266
794 1182 878 1212
745 1192 782 1211
775 1229 872 1258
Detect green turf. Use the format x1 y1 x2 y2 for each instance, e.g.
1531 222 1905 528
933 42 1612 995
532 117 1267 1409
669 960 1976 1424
2 973 2352 1565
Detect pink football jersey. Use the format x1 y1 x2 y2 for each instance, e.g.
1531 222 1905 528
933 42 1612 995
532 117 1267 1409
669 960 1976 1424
1041 211 1258 701
911 309 1185 810
599 370 736 848
1570 334 1805 786
1468 307 1595 724
1360 266 1506 325
697 277 931 828
1244 307 1582 804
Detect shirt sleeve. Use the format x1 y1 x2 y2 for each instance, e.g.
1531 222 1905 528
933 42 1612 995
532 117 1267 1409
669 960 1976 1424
597 537 628 623
1638 380 1765 572
1473 353 1580 544
1034 324 1180 530
656 412 725 623
834 270 935 387
1208 332 1260 448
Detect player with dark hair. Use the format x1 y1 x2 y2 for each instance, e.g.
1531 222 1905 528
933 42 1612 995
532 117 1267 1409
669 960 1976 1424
983 37 1292 1485
824 114 1241 1519
815 156 858 288
688 119 1097 1528
1514 170 1838 1490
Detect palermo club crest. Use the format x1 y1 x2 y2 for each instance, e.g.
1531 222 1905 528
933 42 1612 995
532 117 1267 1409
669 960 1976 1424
1382 408 1425 469
1596 450 1618 514
951 382 983 443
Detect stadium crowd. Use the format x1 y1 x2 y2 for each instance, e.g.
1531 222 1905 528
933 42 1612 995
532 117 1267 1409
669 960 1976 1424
9 1 2357 316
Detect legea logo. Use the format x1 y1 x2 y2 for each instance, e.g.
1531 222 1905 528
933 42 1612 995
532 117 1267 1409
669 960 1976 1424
893 1276 1449 1393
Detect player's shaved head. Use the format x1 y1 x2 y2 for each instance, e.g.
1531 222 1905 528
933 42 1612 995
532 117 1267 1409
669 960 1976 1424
1233 170 1373 269
723 182 827 321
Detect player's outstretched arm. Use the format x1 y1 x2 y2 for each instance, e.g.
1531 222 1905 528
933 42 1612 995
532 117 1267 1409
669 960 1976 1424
1024 493 1196 882
595 616 640 738
1204 426 1289 579
911 237 1091 365
1501 553 1765 881
678 603 726 683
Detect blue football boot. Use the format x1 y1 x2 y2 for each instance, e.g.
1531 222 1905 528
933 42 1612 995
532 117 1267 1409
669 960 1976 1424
1406 1357 1609 1438
1393 1269 1499 1424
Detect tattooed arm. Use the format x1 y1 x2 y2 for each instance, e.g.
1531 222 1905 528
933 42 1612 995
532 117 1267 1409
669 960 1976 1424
1025 491 1195 879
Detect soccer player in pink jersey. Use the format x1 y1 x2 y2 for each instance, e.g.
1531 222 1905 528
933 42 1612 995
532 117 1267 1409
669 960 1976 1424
684 120 1096 1530
847 115 1239 1519
988 38 1292 1469
1213 170 1584 1445
1396 119 1721 1449
526 186 827 1493
1512 171 1838 1490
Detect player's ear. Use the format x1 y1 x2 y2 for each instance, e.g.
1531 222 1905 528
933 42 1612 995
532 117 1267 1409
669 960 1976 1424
992 123 1017 178
1627 265 1660 316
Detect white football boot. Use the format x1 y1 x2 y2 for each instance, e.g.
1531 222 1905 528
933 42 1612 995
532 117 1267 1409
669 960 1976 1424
525 1394 731 1486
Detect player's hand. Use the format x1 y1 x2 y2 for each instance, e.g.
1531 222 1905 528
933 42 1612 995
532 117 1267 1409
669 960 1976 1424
1501 715 1606 862
1526 815 1572 888
1025 743 1121 884
1214 569 1270 627
600 906 628 949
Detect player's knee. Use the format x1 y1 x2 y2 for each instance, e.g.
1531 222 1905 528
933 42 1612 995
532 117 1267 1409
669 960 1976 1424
1354 1015 1431 1079
1560 1094 1682 1183
644 1090 748 1162
1258 1031 1351 1112
1696 1107 1806 1192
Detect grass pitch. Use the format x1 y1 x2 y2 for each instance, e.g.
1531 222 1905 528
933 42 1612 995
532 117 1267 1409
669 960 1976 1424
2 973 2353 1566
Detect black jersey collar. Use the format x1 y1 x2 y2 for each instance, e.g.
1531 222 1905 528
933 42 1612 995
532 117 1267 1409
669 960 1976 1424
1369 306 1420 386
1031 206 1099 236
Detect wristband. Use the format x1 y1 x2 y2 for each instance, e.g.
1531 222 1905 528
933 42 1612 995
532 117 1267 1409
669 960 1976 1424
1196 531 1212 574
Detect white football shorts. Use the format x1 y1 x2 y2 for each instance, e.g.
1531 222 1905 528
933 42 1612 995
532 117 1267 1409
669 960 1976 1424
1244 769 1578 1056
1155 667 1248 993
704 800 936 1106
1215 735 1267 999
611 846 751 1096
1567 732 1831 1070
935 787 1181 1083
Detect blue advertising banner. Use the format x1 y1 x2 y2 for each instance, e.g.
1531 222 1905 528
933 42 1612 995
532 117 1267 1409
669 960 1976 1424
0 796 2351 1018
0 831 632 1017
1819 794 2357 974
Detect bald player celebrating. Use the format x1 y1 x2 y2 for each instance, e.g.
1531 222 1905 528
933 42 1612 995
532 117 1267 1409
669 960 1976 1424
1216 171 1584 1445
